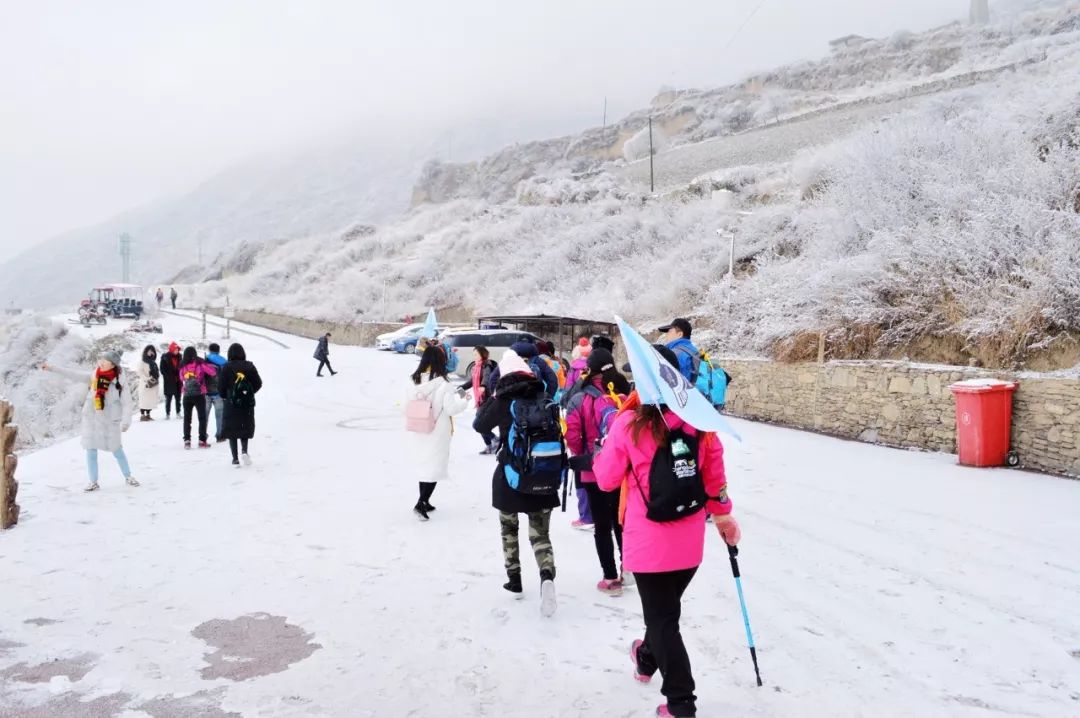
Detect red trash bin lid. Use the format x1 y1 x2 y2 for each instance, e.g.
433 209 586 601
949 378 1018 394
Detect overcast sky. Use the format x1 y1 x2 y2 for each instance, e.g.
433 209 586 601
0 0 971 254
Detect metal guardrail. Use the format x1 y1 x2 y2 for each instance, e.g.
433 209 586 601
159 310 291 349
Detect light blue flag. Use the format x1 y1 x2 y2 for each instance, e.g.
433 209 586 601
615 315 742 441
420 307 438 339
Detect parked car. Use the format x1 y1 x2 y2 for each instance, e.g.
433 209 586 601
375 323 424 351
442 329 542 376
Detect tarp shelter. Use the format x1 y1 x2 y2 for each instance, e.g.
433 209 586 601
475 314 617 357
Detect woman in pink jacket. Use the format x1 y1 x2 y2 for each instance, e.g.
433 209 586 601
178 346 218 449
593 350 740 718
564 348 631 594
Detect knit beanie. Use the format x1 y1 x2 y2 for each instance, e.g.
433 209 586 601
499 350 534 377
586 348 615 374
101 349 122 368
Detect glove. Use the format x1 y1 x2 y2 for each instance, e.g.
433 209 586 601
714 514 740 546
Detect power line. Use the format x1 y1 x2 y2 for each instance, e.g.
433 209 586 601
720 0 770 55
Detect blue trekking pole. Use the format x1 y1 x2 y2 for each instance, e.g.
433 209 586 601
727 544 763 687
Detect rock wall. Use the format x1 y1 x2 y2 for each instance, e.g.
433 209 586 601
207 309 401 347
1 399 20 529
721 359 1080 478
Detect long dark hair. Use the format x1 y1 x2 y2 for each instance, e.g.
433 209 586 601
143 344 160 379
182 347 199 365
475 346 490 362
412 345 448 384
227 343 247 361
629 404 669 447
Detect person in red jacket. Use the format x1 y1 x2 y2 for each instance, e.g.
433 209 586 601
593 347 740 718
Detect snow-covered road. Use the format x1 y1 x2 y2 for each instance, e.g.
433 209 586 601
2 313 1078 717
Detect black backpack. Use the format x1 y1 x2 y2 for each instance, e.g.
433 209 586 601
230 371 257 409
204 366 220 395
632 430 708 522
181 369 204 398
504 396 566 495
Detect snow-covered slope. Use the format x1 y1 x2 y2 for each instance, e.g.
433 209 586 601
2 313 1079 717
184 2 1080 369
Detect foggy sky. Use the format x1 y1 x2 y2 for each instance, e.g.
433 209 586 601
0 0 969 254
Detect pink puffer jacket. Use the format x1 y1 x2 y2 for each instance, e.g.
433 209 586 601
593 409 731 574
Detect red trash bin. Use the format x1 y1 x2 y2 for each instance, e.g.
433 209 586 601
949 379 1019 467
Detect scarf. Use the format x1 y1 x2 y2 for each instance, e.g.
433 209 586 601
144 353 160 380
93 367 120 411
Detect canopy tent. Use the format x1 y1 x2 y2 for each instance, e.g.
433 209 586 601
475 314 617 357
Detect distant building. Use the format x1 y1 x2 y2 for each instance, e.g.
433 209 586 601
829 34 873 51
970 0 990 25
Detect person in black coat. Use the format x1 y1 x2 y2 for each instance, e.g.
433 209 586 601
219 343 263 467
314 333 336 377
159 342 182 419
473 352 560 612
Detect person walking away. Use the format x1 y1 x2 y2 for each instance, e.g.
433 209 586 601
565 348 632 595
159 342 182 419
405 345 470 519
178 347 217 448
155 288 164 309
473 351 563 617
205 343 227 442
658 318 701 384
169 287 178 310
136 344 161 420
537 341 567 401
41 351 140 491
461 346 499 454
565 339 594 528
314 332 337 376
592 346 740 718
219 343 263 467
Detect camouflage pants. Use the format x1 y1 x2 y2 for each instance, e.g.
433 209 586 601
499 509 555 578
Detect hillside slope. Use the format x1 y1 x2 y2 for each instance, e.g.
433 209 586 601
187 1 1080 369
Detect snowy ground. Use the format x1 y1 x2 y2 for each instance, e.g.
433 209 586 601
2 313 1079 717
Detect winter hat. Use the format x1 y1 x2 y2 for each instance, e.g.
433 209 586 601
591 335 615 353
587 348 615 374
101 349 122 368
571 343 592 361
510 340 539 358
499 350 534 378
168 342 180 353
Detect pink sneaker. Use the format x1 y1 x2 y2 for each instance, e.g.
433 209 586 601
571 519 593 530
655 706 675 717
596 578 623 596
630 639 652 683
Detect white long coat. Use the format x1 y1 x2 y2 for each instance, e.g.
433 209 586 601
404 376 470 483
135 359 160 411
50 366 134 452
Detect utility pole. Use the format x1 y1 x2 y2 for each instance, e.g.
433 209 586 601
648 116 655 193
970 0 989 24
118 233 132 282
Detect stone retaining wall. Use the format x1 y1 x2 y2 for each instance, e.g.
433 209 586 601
207 310 402 347
1 399 20 529
721 359 1080 478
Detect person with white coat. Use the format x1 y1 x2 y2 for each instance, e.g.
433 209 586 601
404 344 470 520
136 344 161 420
42 349 140 492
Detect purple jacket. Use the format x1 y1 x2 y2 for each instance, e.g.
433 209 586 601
564 375 618 484
566 358 588 387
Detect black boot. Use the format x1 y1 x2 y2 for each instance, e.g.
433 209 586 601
413 501 429 521
423 501 436 513
503 573 523 594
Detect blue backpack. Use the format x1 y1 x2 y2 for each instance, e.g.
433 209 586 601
504 397 566 495
674 347 732 408
442 342 459 373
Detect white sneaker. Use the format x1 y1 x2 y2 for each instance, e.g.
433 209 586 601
125 476 140 487
540 579 557 618
241 453 252 466
84 482 100 492
620 566 636 587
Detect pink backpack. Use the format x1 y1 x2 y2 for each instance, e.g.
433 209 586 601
406 396 437 433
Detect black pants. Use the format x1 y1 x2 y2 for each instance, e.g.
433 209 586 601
418 481 436 504
171 299 176 309
583 482 623 580
183 395 208 442
316 358 335 375
164 389 181 416
634 568 699 716
229 438 249 461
